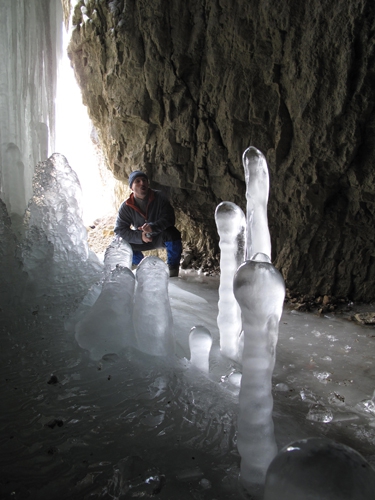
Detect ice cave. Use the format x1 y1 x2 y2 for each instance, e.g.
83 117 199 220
1 1 375 499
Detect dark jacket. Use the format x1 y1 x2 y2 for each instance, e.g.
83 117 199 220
114 189 176 245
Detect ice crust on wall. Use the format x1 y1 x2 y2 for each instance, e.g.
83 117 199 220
0 0 62 218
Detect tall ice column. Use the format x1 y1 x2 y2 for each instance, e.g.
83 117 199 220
133 256 175 357
215 201 246 360
233 257 285 493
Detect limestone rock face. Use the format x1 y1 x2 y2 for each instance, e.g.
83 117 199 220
67 0 375 301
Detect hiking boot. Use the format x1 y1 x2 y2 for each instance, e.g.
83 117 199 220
169 265 179 278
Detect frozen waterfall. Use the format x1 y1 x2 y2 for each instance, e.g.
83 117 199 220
0 0 61 220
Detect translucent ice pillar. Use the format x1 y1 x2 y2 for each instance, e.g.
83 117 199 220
233 257 285 492
242 146 271 259
104 236 133 278
133 256 174 357
189 325 213 374
215 201 246 360
75 266 136 360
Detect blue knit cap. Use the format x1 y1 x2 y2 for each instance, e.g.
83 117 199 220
129 170 148 188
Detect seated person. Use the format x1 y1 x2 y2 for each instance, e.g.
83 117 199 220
114 170 182 277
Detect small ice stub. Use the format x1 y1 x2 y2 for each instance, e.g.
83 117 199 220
103 236 133 278
242 146 271 260
306 404 333 423
264 437 375 500
75 266 136 360
133 256 174 357
189 325 212 374
233 259 285 491
215 201 246 360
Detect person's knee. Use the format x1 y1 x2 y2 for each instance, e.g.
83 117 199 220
163 226 181 242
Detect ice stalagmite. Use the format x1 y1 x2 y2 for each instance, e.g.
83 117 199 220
242 146 271 259
133 256 174 357
64 281 102 332
21 154 101 301
233 257 285 493
103 236 133 278
264 438 375 500
189 325 213 374
215 202 246 360
66 237 133 332
75 266 136 360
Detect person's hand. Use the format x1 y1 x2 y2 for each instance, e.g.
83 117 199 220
141 232 152 243
138 223 152 233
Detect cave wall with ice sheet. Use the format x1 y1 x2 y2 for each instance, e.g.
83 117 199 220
67 0 375 301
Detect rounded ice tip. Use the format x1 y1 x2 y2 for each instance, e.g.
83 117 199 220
242 146 265 164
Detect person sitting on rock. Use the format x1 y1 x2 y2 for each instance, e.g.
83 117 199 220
114 170 182 277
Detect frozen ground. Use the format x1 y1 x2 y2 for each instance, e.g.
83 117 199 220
1 269 375 499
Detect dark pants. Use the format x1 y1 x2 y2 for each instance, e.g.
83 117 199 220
131 226 182 267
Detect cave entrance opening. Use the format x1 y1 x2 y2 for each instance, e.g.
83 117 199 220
55 24 117 227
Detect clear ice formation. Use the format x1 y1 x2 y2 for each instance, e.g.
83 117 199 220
104 236 133 278
242 146 271 259
189 325 213 374
233 258 285 490
215 201 246 360
20 154 101 300
264 437 375 500
65 236 132 332
133 256 175 357
75 265 136 360
0 0 61 216
0 143 26 219
64 281 102 332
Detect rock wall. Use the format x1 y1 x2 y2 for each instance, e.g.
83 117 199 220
66 0 375 301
